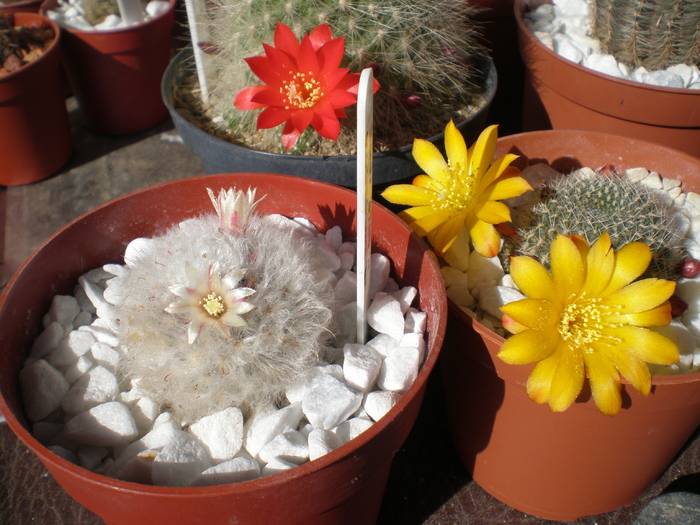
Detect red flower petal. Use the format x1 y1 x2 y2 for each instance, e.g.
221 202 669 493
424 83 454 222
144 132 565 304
309 24 332 50
273 22 299 58
297 35 320 76
291 110 314 134
245 55 282 86
257 106 292 129
281 121 301 150
317 36 345 73
311 105 341 141
234 86 268 110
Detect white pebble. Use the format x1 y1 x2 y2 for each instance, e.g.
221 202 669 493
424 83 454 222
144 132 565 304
118 451 158 484
307 429 343 460
46 329 95 367
366 333 400 358
19 359 70 421
130 396 161 434
152 431 211 487
62 365 120 416
404 308 427 334
334 271 357 305
189 407 244 463
390 286 417 314
369 253 391 297
90 342 120 371
28 322 64 362
377 347 420 393
258 430 309 464
479 285 526 319
79 318 119 347
333 417 373 444
364 391 402 422
191 457 261 486
45 295 80 330
64 355 94 383
63 401 139 447
262 457 297 476
342 343 382 393
245 402 303 458
399 333 426 364
302 374 362 430
367 292 405 341
77 446 109 471
48 446 78 464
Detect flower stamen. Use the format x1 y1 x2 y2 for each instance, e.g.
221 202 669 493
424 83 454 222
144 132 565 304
201 292 226 318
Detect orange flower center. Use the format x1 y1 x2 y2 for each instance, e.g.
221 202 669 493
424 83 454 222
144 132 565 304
201 292 226 318
282 72 324 109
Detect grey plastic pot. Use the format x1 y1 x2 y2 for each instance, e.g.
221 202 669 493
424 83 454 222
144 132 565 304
161 47 497 189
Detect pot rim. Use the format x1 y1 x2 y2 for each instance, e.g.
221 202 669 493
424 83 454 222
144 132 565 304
0 172 447 497
0 12 60 80
514 0 700 96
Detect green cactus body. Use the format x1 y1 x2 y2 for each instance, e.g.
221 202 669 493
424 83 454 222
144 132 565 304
503 171 686 279
591 0 700 70
200 0 487 154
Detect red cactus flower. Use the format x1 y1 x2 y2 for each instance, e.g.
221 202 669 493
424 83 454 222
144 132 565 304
234 22 379 151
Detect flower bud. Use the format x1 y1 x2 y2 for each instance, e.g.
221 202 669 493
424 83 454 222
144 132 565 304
669 295 689 318
679 258 700 279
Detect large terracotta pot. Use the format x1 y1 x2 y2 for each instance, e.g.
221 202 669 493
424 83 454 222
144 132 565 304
516 0 700 159
0 12 72 185
41 0 175 135
0 173 447 525
162 48 497 190
441 130 700 521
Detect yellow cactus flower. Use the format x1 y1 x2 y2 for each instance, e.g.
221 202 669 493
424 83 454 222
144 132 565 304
381 122 531 257
499 233 680 415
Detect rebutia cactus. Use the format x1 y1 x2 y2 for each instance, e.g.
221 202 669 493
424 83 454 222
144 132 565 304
197 0 488 154
591 0 700 70
503 170 687 279
112 190 338 424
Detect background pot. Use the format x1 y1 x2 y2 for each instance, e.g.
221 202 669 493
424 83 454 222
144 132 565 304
41 0 175 135
162 47 497 190
0 173 447 525
0 0 42 14
441 130 700 521
516 0 700 159
0 12 72 185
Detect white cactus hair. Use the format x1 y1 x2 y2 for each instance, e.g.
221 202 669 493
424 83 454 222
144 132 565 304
111 190 339 422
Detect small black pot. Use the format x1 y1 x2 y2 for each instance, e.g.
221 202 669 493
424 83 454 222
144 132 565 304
162 47 497 189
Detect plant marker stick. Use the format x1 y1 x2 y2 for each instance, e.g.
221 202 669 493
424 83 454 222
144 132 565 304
356 68 374 344
116 0 145 26
183 0 211 104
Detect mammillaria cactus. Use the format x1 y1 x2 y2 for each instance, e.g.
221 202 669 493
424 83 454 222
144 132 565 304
591 0 700 71
188 0 489 154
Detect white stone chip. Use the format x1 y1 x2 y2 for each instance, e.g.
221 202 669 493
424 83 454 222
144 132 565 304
245 402 303 458
48 445 78 464
64 355 94 383
63 401 139 447
46 329 95 367
377 347 421 393
338 252 354 271
44 295 80 329
307 429 343 460
333 417 374 445
369 253 391 297
19 359 70 421
119 450 158 484
367 292 405 341
79 276 117 329
77 446 109 471
390 286 417 314
399 333 426 364
302 373 362 430
130 396 161 434
311 237 342 272
28 322 64 362
342 343 382 393
366 333 400 358
404 308 427 334
74 285 96 315
191 457 261 486
73 311 93 328
364 391 402 422
152 431 211 487
479 285 526 319
262 457 297 476
90 342 120 371
78 318 119 347
325 225 343 250
62 365 120 416
334 271 357 305
189 407 244 463
258 430 309 465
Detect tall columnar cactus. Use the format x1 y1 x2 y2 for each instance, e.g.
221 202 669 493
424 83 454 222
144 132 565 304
198 0 488 154
591 0 700 71
503 171 687 279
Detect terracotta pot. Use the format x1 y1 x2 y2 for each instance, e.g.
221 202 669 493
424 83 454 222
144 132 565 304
0 12 72 185
162 48 497 190
0 173 447 525
41 0 175 135
0 0 42 14
441 130 700 521
516 0 700 159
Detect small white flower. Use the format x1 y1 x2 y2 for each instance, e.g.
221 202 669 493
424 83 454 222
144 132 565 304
166 262 256 344
207 187 263 233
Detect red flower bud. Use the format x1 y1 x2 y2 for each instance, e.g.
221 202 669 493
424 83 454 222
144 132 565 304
400 94 421 109
679 258 700 279
669 295 689 317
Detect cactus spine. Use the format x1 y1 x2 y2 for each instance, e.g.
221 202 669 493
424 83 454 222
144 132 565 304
503 171 686 280
196 0 488 154
591 0 700 70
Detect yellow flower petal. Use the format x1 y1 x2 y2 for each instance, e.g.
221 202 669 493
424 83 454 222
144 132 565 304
410 209 455 237
604 325 680 365
469 124 498 179
431 213 467 256
583 351 622 416
602 278 675 314
412 138 450 186
548 342 585 412
475 200 512 224
526 350 560 405
604 303 672 327
399 205 437 224
467 218 501 258
381 184 434 207
497 325 559 364
594 340 652 397
501 298 558 330
412 174 440 191
444 120 467 172
502 314 529 334
509 256 556 300
479 154 521 191
580 233 615 297
602 241 652 296
483 174 532 201
550 234 584 302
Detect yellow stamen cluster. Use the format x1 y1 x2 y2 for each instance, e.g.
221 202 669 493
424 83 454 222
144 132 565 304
434 164 476 212
201 292 226 318
282 72 323 109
